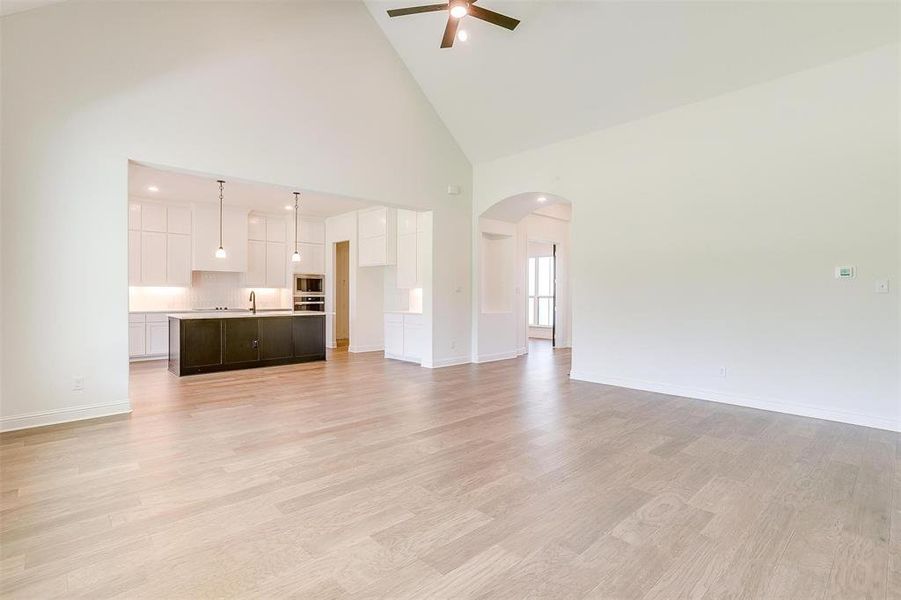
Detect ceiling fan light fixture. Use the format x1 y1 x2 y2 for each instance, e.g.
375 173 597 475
449 1 467 18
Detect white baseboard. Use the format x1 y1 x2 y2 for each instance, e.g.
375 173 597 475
569 371 900 433
422 355 471 369
474 350 519 364
516 346 527 356
129 355 166 363
348 344 384 353
1 401 132 433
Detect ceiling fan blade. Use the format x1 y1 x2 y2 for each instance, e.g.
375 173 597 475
441 17 460 48
440 16 459 48
387 3 448 17
468 4 519 30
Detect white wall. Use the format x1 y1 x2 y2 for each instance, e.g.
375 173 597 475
474 45 900 431
0 1 472 430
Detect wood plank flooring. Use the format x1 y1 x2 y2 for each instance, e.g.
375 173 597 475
1 341 898 599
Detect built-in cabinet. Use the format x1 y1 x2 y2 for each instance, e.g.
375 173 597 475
384 312 424 363
289 218 325 274
396 209 426 289
246 214 287 288
129 312 172 360
128 202 192 286
358 207 397 267
192 204 249 272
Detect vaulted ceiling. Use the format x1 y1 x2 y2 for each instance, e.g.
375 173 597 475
365 1 899 163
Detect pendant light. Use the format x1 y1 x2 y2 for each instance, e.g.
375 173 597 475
291 192 301 263
215 180 227 259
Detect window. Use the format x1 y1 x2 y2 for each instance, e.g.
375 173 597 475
528 255 554 327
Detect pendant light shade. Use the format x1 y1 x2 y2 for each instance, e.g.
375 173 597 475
291 192 301 263
215 180 227 259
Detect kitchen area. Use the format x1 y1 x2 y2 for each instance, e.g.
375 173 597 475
127 162 432 375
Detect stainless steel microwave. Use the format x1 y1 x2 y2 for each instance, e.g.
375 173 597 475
295 274 324 295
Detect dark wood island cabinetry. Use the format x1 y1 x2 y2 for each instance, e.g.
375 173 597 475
168 313 325 376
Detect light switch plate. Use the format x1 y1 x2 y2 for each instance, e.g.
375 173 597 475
876 279 890 294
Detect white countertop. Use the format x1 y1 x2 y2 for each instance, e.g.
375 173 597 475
168 311 325 320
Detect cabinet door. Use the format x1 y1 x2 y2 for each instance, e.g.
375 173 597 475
247 215 267 241
259 317 293 360
403 315 424 362
294 243 324 274
359 236 386 267
384 315 404 358
147 322 169 356
167 234 191 286
128 230 142 286
128 323 146 357
396 232 417 289
182 320 222 368
224 319 259 364
293 316 325 358
299 219 325 244
141 231 167 285
266 242 286 288
141 203 166 232
358 207 386 239
246 240 266 287
397 209 417 236
128 203 142 231
266 219 286 243
167 206 191 234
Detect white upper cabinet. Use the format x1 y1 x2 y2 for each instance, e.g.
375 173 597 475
245 213 289 288
245 240 267 287
141 203 167 232
166 234 192 285
166 206 191 235
192 204 248 272
128 202 142 230
396 209 420 289
267 219 286 243
398 209 417 236
266 242 287 288
294 243 324 274
129 200 195 286
247 215 267 241
140 231 167 285
358 207 396 267
299 218 325 244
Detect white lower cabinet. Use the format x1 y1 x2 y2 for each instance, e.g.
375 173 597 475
128 323 146 356
384 313 423 363
129 313 170 360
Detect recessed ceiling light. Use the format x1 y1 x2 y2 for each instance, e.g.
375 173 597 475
147 185 159 192
537 196 547 203
284 205 293 210
457 30 469 42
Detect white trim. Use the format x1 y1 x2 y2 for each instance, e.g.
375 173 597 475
474 350 519 364
128 355 166 363
422 355 471 369
348 344 384 353
569 371 901 433
1 401 132 433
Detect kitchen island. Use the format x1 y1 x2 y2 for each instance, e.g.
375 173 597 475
168 311 325 376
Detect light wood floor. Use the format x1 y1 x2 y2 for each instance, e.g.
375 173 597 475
1 342 898 599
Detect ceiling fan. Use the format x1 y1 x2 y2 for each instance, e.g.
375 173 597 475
387 0 520 48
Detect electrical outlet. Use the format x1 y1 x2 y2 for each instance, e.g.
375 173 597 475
72 376 84 391
451 340 456 350
876 279 889 294
719 367 727 377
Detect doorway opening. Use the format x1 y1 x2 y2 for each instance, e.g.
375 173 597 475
335 240 350 348
527 242 556 345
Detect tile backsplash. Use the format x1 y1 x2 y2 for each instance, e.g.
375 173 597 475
129 271 291 312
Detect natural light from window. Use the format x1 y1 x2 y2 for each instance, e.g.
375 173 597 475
528 256 554 327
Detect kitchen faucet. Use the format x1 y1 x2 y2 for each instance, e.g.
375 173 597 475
249 290 256 314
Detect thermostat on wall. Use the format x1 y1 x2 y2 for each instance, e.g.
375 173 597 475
834 266 856 279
